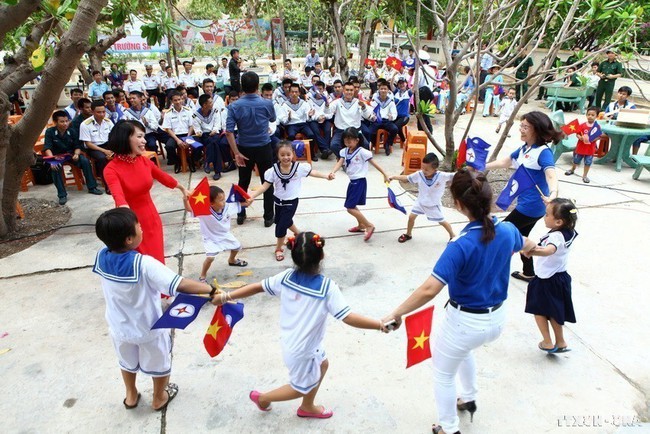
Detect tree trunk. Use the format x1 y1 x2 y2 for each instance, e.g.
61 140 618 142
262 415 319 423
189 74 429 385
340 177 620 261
307 16 313 51
326 1 349 79
78 62 92 84
246 0 264 41
278 3 288 63
358 0 379 70
0 0 109 237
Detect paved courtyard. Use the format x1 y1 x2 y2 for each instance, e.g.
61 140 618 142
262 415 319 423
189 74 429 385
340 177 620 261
1 104 649 433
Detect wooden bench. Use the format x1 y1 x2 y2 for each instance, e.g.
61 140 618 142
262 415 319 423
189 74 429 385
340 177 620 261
631 141 650 180
544 85 592 114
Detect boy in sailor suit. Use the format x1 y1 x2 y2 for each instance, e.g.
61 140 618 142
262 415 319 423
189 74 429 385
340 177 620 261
307 81 333 159
368 80 399 156
124 91 160 152
93 208 216 411
278 84 317 158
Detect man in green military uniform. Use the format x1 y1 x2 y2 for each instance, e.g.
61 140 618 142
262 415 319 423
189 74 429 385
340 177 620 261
44 110 104 205
513 47 534 102
594 50 624 110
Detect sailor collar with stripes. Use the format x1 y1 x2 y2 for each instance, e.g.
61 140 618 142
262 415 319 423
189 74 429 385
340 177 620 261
195 107 216 124
281 270 332 299
209 204 227 221
372 93 394 108
419 170 440 187
286 99 305 112
125 106 148 120
92 248 142 283
273 161 300 190
343 146 363 168
340 98 359 110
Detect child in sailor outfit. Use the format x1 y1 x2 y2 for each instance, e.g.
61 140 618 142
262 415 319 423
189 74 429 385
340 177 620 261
93 208 217 412
183 185 248 283
246 142 331 261
212 231 388 419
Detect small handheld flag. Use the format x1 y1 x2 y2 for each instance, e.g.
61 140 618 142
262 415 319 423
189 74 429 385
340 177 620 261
182 136 204 149
405 306 434 368
203 302 245 358
495 166 537 210
189 177 211 216
456 139 467 168
464 137 491 171
386 183 407 214
560 119 580 136
43 154 72 169
385 56 402 70
151 293 209 330
226 184 250 203
373 103 383 123
587 121 602 142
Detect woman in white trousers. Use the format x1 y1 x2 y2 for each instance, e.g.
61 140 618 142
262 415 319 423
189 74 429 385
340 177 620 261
384 169 536 434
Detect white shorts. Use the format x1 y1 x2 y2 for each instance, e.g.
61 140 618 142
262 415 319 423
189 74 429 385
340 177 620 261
284 347 327 394
412 203 445 222
204 233 241 257
112 331 172 377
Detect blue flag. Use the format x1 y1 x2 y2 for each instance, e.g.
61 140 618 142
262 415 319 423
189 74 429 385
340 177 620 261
373 103 383 123
587 121 602 142
222 301 245 329
495 166 537 211
292 140 306 158
182 136 204 149
465 137 491 171
387 184 407 214
151 293 209 330
226 184 250 203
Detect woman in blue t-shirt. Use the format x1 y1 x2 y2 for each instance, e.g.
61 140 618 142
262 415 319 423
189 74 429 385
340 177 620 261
384 170 536 434
486 111 562 282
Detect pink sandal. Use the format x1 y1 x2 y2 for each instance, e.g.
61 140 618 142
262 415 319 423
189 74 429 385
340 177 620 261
364 226 375 241
249 391 271 412
297 406 333 419
348 226 363 233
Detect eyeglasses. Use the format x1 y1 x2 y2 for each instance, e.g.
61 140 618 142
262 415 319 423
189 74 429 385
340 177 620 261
519 124 531 131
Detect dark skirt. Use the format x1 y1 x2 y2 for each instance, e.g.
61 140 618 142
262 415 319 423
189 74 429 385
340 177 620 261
525 271 576 324
344 178 367 209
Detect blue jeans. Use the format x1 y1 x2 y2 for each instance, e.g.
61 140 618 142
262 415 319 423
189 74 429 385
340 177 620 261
307 119 332 152
286 123 314 141
50 154 97 198
330 127 369 158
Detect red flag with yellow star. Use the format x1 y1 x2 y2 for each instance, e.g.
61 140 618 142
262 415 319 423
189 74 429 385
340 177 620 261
385 56 402 71
190 177 211 216
204 302 244 357
561 119 580 136
405 306 434 368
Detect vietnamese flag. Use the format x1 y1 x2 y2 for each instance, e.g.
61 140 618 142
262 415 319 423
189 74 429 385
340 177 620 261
203 302 244 357
456 139 467 168
561 119 580 136
386 56 402 70
190 176 211 216
405 306 434 368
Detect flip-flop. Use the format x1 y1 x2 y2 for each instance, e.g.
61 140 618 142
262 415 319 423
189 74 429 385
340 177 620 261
348 226 363 233
123 392 141 410
275 249 284 261
364 226 375 242
154 383 178 412
398 234 412 243
297 406 333 419
228 259 248 267
511 271 534 282
538 343 558 353
555 347 571 353
249 391 272 412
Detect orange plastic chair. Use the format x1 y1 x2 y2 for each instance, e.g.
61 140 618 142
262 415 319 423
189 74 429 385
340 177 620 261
403 143 427 175
372 129 388 155
293 137 312 164
143 150 162 168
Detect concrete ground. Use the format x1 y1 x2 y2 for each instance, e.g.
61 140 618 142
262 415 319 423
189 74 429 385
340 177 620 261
1 102 649 433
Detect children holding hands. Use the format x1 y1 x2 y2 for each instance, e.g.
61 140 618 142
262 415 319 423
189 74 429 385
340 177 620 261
389 153 456 242
329 127 390 241
183 185 247 283
212 231 388 418
245 142 332 261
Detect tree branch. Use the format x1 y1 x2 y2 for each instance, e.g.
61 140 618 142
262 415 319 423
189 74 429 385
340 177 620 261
0 0 42 47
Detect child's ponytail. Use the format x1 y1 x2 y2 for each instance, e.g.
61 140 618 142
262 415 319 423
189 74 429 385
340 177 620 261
287 231 325 275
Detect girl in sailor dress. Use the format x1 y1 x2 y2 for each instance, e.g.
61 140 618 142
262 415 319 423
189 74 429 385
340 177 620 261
246 141 331 262
524 198 578 354
212 231 388 418
183 184 247 283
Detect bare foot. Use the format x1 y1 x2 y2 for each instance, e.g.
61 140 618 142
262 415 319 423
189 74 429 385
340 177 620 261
539 341 555 351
